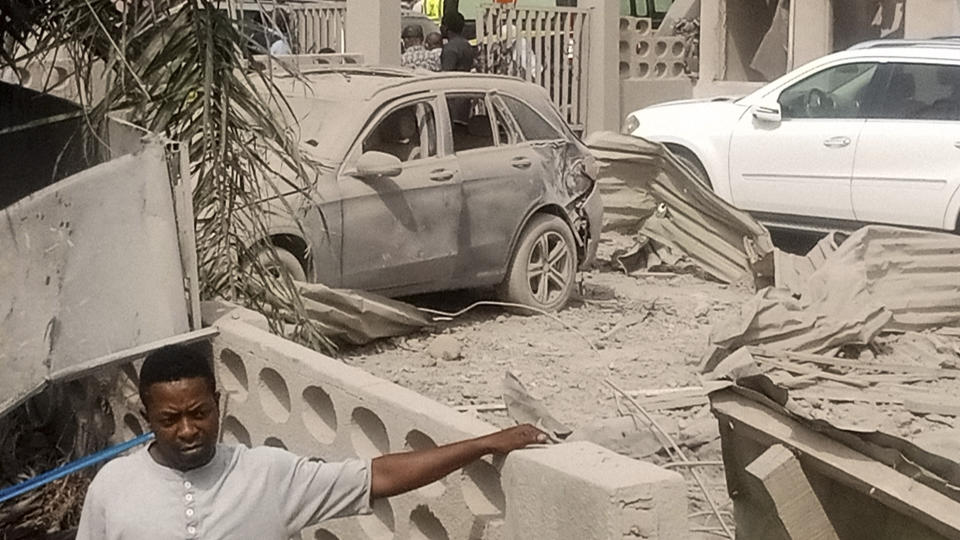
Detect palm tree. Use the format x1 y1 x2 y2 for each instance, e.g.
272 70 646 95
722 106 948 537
1 2 333 533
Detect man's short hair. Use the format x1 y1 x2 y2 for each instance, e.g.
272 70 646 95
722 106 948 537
443 12 465 35
139 342 216 408
402 24 424 39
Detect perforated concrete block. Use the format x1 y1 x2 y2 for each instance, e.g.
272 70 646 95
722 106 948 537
208 318 507 540
502 442 687 540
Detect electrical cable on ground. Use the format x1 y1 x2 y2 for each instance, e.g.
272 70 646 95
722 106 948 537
418 300 598 351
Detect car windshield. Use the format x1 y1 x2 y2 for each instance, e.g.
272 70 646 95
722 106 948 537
276 97 358 161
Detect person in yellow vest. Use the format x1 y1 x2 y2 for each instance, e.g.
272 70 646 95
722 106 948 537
425 0 443 22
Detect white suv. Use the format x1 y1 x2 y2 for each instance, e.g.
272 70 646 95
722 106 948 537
623 40 960 233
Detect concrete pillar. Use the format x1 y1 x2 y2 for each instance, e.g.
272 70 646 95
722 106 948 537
788 0 832 70
345 0 401 66
502 442 688 540
580 0 620 135
904 0 960 38
697 0 723 85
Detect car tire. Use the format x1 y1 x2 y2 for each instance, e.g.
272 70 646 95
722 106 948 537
668 146 712 190
254 246 307 282
499 214 577 312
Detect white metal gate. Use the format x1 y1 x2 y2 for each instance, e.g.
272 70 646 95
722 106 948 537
477 4 590 131
286 1 347 53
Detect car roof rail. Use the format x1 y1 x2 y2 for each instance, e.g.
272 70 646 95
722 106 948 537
849 38 960 50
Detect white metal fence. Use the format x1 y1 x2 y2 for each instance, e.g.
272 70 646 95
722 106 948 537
287 1 347 53
477 4 591 131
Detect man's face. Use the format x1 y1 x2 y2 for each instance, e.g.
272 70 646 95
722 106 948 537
143 377 220 471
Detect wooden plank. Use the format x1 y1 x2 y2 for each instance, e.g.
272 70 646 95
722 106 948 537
904 398 960 417
755 357 870 388
745 444 841 540
750 347 960 379
712 391 960 539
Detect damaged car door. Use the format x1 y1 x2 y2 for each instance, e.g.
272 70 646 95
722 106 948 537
337 95 463 292
445 91 544 285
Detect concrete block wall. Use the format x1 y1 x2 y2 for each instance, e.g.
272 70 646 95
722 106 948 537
102 303 688 540
618 16 687 80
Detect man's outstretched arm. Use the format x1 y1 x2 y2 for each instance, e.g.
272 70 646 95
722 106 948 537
370 424 546 499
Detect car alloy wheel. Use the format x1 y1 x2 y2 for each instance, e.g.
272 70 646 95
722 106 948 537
525 230 572 305
500 214 577 312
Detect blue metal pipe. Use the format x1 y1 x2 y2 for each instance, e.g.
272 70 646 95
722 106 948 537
0 432 154 504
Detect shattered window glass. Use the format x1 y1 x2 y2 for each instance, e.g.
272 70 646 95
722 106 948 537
502 95 562 141
446 94 496 153
363 101 437 162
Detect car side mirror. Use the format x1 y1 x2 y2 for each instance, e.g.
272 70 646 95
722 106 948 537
752 103 782 124
354 151 402 178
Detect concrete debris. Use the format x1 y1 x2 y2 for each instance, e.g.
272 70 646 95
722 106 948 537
295 281 430 345
587 132 775 286
425 335 463 361
501 371 572 441
567 415 677 459
711 226 960 355
710 386 960 540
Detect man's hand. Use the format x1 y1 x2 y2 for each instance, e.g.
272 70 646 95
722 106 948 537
370 424 548 500
479 424 548 454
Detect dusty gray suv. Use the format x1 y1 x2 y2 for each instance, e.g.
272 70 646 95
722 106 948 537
255 66 602 311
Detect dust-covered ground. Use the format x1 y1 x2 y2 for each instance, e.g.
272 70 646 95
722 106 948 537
340 178 752 537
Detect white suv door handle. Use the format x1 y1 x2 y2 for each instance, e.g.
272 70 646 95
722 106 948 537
823 136 851 148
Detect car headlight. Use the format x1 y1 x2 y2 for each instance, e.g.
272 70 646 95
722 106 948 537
622 114 640 135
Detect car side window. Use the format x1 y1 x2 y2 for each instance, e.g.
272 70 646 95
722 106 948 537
447 94 497 152
501 95 563 140
778 62 880 120
876 63 960 121
362 101 437 162
491 97 523 145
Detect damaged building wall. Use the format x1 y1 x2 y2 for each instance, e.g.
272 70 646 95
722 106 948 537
695 0 955 97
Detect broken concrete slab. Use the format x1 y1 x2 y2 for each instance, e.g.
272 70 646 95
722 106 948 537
502 441 688 540
745 444 840 540
711 389 960 540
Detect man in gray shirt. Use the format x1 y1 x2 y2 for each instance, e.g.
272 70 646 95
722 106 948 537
76 343 545 539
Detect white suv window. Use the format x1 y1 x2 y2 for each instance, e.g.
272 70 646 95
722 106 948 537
778 62 880 120
876 63 960 121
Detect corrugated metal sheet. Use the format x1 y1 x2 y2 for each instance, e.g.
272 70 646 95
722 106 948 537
774 231 846 294
586 132 775 285
800 226 960 331
295 281 430 345
712 226 960 354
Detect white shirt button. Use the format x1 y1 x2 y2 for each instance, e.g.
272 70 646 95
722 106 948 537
186 508 195 517
187 526 197 534
184 481 192 489
185 493 194 502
